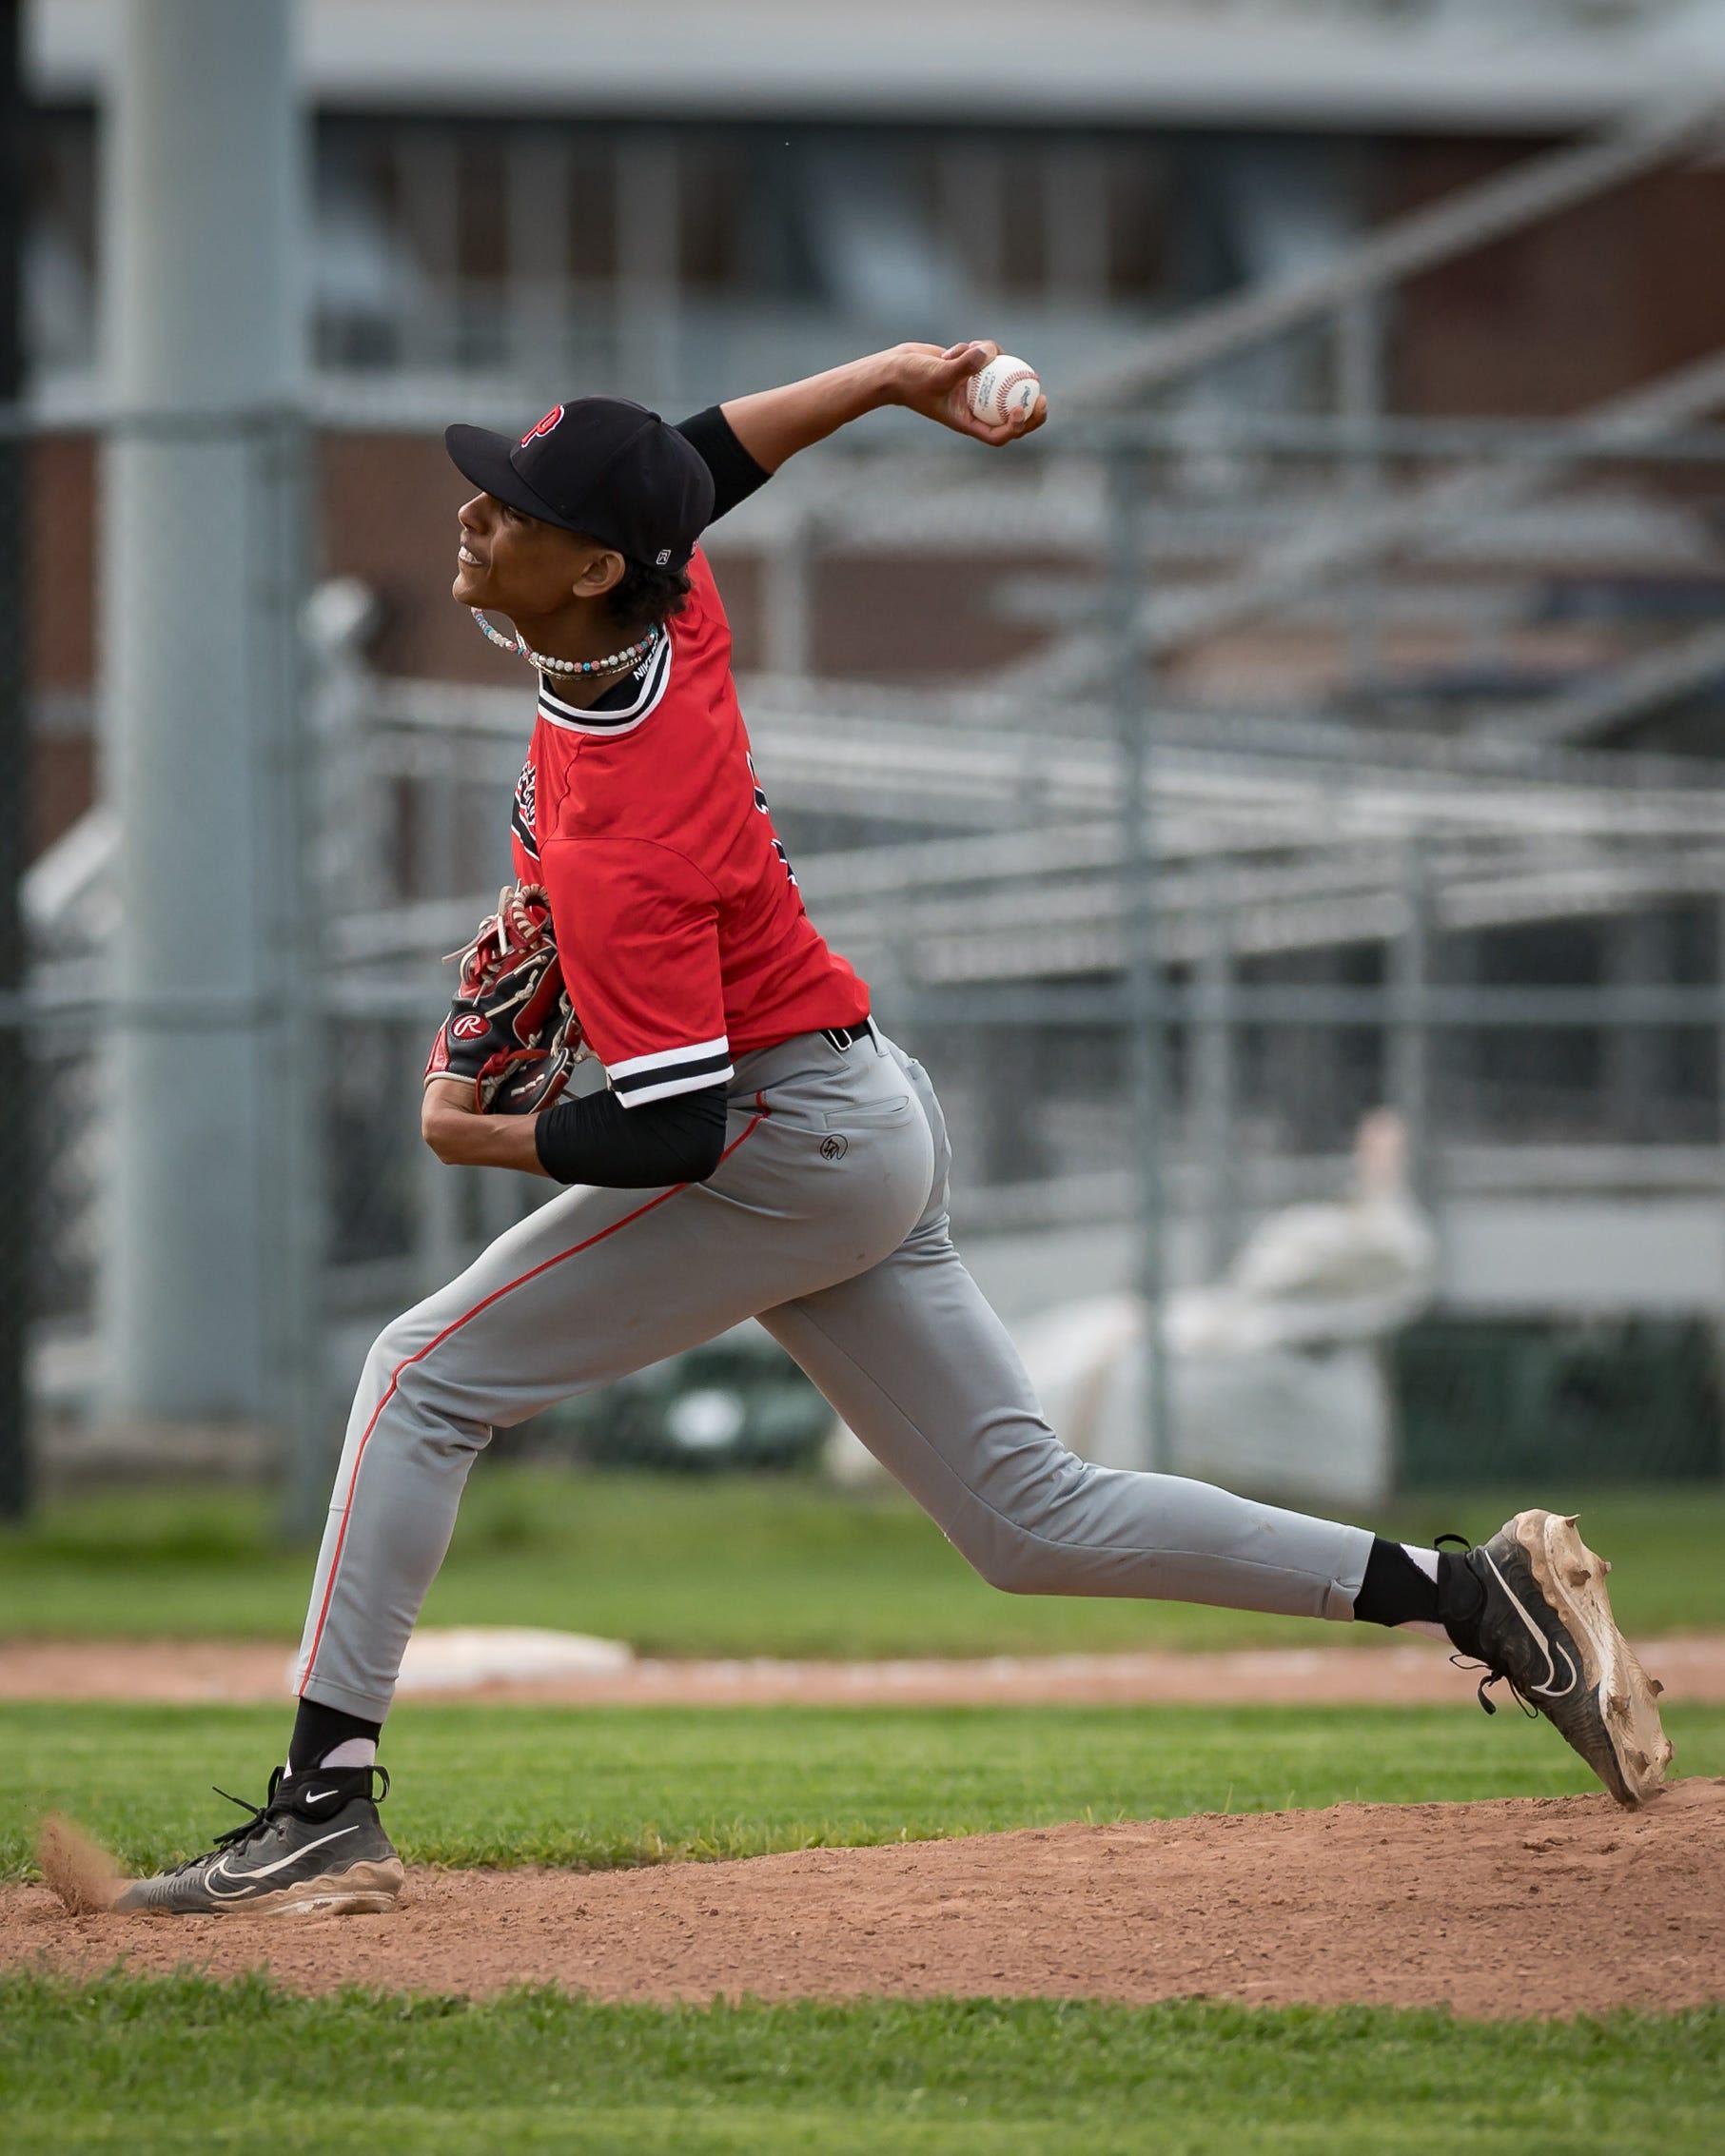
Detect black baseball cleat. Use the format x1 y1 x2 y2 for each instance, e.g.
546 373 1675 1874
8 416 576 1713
113 1766 403 1916
1437 1509 1673 1807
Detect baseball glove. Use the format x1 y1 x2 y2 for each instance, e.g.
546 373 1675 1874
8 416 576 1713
423 883 586 1114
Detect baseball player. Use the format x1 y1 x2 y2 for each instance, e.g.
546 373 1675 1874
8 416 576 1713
117 342 1671 1915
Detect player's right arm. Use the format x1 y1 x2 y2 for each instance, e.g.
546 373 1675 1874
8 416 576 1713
711 343 1047 474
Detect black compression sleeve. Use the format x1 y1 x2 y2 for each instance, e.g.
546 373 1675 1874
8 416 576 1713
533 1080 729 1188
676 406 772 523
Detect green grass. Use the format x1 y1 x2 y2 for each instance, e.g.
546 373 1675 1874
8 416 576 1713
7 1703 1722 2153
7 1699 1724 1878
2 1974 1721 2156
5 1470 1724 1655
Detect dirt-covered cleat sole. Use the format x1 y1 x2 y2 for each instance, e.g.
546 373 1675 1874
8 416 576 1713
281 1869 404 1917
1518 1511 1673 1805
1441 1509 1674 1807
111 1764 404 1916
201 1858 404 1920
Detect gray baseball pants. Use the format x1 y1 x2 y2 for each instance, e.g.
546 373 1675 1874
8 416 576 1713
296 1024 1374 1719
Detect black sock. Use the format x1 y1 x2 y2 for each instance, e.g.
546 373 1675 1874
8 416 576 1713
288 1696 382 1776
1353 1538 1441 1628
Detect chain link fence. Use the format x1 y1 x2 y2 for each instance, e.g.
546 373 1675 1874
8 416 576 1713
8 393 1725 1513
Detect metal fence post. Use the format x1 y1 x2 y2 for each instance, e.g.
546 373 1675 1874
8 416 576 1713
1108 446 1169 1469
765 506 814 679
1604 908 1670 1144
0 0 29 1519
1717 893 1725 1483
1193 869 1239 1283
1337 291 1384 692
1718 894 1725 1157
259 409 329 1543
101 0 305 1430
616 132 681 407
1389 838 1433 1202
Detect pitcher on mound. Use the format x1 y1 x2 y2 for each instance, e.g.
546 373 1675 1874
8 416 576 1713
116 341 1671 1916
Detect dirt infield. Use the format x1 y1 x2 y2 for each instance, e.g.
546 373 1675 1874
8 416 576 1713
7 1632 1725 1706
7 1779 1723 2017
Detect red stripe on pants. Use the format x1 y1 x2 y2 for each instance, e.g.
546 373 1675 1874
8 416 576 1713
300 1115 764 1692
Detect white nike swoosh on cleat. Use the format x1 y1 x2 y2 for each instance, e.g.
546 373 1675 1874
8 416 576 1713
203 1824 363 1899
1480 1548 1579 1699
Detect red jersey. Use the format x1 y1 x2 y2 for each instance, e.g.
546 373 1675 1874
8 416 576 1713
509 549 870 1107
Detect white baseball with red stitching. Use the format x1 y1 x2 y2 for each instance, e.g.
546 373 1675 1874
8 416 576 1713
968 354 1040 426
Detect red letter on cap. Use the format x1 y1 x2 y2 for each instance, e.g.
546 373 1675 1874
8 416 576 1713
520 404 565 447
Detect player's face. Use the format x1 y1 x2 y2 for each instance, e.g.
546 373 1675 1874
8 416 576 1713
453 493 619 619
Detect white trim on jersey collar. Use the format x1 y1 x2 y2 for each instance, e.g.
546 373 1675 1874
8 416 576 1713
537 630 673 737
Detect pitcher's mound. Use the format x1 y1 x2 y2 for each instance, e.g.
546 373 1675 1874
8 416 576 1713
9 1779 1723 2019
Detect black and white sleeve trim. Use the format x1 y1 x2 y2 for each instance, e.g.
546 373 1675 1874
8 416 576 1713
608 1035 735 1107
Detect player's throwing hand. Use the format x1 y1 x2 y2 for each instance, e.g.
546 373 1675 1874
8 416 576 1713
889 341 1048 446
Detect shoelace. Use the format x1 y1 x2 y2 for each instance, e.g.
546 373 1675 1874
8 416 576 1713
151 1774 284 1879
1465 1668 1542 1721
158 1765 390 1876
1433 1534 1540 1720
209 1770 288 1848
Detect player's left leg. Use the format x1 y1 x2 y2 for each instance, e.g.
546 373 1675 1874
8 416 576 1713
757 1041 1671 1804
113 1040 938 1914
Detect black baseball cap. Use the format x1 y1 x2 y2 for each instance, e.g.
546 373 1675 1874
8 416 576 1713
444 397 715 570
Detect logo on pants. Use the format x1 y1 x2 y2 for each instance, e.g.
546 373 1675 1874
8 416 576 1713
819 1134 848 1161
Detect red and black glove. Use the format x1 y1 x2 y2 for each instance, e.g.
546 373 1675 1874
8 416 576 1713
423 884 586 1114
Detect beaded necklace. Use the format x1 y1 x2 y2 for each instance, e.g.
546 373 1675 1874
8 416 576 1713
471 608 660 680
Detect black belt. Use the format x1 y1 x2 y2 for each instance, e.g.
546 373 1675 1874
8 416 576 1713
820 1019 874 1052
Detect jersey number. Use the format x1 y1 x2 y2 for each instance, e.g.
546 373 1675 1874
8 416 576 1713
748 754 798 890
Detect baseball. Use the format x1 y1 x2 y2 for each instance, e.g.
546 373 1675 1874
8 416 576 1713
968 353 1041 427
